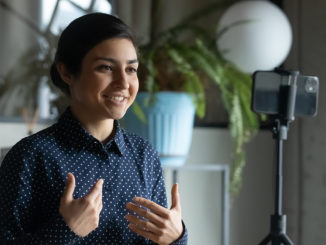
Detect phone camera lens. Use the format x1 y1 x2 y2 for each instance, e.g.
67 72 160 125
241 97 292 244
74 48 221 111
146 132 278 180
305 78 318 93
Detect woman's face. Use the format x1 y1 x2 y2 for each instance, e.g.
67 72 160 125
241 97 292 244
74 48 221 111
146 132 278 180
67 38 139 121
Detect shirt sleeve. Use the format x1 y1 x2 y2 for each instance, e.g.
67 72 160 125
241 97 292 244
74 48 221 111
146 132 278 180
150 152 188 245
0 140 82 244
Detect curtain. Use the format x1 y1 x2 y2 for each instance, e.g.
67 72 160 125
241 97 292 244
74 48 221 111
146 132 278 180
112 0 152 45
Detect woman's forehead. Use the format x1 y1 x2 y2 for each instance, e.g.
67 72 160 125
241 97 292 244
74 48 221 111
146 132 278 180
84 38 138 63
92 38 137 55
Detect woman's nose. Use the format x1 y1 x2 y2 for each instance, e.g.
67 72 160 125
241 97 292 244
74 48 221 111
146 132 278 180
113 70 130 89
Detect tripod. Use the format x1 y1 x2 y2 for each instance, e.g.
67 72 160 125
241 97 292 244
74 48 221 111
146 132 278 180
258 72 298 245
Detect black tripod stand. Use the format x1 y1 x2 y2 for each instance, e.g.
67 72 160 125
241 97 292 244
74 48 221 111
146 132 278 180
258 73 298 245
258 119 294 245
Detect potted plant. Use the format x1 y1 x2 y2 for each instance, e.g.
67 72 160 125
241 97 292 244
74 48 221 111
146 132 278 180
122 0 261 194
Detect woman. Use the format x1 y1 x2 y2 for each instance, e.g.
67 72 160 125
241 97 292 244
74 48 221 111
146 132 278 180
0 13 187 244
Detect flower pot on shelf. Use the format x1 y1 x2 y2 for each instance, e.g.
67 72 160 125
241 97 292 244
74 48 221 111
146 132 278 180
122 91 195 167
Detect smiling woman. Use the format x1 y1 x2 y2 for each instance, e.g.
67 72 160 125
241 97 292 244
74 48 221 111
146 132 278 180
56 38 139 138
0 13 188 244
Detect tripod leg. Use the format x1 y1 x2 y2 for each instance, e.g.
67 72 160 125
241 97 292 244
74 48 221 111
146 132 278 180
280 233 294 245
258 234 272 245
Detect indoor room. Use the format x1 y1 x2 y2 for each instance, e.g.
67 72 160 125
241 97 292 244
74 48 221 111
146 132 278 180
0 0 325 244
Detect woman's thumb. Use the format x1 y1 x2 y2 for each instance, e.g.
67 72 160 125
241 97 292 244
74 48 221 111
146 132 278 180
170 183 181 210
62 172 75 202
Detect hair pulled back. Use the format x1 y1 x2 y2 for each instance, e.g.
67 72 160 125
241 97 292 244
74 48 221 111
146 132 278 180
50 13 136 95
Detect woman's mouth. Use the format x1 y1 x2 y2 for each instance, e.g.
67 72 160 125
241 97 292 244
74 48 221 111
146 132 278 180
104 95 128 104
110 96 124 102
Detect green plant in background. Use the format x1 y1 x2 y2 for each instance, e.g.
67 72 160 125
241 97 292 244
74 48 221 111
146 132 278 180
137 0 262 195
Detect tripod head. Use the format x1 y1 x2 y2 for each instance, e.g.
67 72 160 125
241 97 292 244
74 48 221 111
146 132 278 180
252 68 319 121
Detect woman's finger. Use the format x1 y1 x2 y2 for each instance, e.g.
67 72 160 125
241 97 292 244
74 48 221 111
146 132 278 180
96 195 103 214
85 179 104 202
62 173 76 203
131 197 170 218
95 188 102 205
170 183 181 211
126 202 166 227
125 214 161 234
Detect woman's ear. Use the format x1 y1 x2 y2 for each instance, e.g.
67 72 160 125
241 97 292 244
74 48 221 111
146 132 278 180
56 63 73 85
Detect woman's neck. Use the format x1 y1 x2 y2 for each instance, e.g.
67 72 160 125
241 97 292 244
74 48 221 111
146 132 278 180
70 106 114 144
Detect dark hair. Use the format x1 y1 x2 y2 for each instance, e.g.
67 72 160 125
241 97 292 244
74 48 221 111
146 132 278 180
50 13 137 95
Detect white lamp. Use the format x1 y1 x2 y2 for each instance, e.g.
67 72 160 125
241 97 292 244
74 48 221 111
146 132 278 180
216 0 292 74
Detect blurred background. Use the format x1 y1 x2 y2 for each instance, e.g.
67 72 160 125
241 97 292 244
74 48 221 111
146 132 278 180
0 0 325 244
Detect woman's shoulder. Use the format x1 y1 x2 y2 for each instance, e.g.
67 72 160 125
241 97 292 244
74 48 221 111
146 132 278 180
8 124 57 155
0 125 57 170
119 128 158 155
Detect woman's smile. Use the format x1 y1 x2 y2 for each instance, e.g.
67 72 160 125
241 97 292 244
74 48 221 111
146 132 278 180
103 94 129 105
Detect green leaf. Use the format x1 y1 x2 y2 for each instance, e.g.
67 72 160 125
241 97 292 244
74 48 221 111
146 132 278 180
131 101 147 124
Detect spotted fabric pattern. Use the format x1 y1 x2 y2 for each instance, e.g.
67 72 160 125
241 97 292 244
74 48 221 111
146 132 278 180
0 108 188 244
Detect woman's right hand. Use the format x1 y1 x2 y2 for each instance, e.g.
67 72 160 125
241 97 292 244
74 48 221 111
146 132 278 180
59 173 103 237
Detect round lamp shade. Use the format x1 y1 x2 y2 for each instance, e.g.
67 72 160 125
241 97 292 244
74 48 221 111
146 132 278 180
216 0 292 73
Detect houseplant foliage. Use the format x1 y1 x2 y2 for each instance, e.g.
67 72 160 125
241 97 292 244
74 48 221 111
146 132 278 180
136 0 261 195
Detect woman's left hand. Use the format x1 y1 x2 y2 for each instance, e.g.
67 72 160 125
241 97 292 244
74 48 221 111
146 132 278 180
125 183 183 245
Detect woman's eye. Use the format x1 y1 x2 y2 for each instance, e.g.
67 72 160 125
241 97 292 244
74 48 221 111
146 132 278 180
98 65 113 71
127 67 137 73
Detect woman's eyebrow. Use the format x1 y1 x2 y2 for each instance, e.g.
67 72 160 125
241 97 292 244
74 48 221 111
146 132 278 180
94 57 138 64
127 59 139 64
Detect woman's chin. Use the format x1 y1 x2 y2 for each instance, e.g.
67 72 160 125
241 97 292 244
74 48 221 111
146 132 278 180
107 110 127 120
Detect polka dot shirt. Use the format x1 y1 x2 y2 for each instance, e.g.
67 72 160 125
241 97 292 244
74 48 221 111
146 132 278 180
0 108 188 244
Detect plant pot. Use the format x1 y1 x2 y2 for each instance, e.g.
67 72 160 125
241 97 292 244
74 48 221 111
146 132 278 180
122 91 195 167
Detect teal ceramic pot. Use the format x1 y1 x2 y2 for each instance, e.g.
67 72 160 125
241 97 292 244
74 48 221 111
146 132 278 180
122 92 195 167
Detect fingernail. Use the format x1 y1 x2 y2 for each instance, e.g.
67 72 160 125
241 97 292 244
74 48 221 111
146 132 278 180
66 173 72 180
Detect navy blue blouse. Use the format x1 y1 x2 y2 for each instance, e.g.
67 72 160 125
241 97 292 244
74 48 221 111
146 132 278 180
0 108 188 244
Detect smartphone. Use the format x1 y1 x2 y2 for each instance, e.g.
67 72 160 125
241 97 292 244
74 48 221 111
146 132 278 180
252 70 319 117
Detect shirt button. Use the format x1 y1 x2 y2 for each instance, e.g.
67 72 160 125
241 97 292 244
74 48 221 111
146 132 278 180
104 183 111 191
101 152 108 160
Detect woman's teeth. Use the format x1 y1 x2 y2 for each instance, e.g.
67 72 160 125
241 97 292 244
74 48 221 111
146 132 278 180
110 96 124 101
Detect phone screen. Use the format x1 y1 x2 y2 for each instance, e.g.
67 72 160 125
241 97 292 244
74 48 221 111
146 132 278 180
252 71 318 117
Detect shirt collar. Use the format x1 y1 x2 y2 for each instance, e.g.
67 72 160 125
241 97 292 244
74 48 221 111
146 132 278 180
56 107 127 156
106 120 127 156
